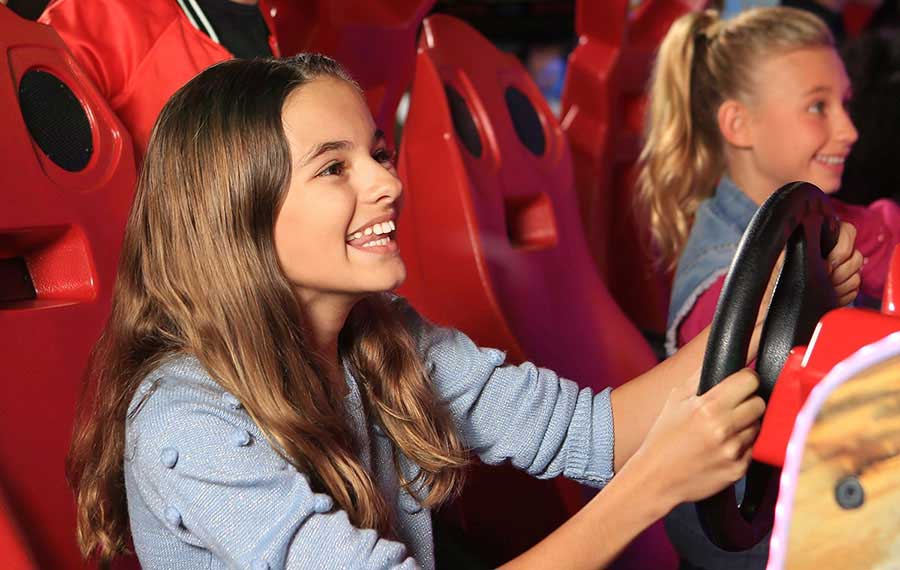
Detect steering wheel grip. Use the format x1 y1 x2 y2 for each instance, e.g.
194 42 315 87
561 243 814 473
696 181 840 551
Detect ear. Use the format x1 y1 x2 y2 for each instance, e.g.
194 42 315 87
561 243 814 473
717 99 753 148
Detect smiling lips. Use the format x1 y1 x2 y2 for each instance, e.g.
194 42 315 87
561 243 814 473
346 219 398 251
814 153 847 169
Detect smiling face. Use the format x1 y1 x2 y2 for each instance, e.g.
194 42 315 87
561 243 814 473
274 77 405 308
743 47 857 197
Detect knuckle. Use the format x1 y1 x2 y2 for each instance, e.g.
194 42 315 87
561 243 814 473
723 441 741 460
711 423 729 444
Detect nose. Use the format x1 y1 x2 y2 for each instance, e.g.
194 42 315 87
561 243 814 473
835 104 858 147
363 158 403 205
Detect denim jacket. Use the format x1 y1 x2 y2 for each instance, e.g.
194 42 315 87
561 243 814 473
666 176 758 357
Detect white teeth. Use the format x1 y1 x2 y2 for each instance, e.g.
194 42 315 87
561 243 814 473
347 220 396 242
362 236 391 248
816 154 845 165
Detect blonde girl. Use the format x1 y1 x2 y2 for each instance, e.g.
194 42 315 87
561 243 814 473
68 54 857 570
638 7 892 569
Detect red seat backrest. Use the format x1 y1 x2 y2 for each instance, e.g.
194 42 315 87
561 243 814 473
267 0 434 144
0 486 35 570
560 0 706 334
0 7 136 568
397 14 674 567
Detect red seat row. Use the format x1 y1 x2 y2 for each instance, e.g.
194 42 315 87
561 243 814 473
0 2 689 567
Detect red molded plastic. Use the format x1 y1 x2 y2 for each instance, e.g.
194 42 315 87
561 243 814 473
397 14 673 568
0 7 136 568
0 486 36 570
754 245 900 467
267 0 434 144
560 0 707 334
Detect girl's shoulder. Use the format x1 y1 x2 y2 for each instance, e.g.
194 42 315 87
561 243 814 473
127 354 226 417
125 355 260 460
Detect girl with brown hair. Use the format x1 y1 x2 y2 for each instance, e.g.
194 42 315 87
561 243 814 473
68 54 859 569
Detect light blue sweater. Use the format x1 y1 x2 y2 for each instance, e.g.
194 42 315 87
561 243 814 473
124 297 616 569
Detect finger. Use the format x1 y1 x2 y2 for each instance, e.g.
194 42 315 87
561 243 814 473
731 422 761 456
834 272 861 299
827 222 857 273
830 249 864 285
838 282 860 307
705 369 760 408
731 395 766 432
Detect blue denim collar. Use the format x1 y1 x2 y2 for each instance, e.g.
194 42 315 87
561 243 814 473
705 175 759 234
666 175 760 354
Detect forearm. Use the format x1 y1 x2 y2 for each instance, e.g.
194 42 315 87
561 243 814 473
609 326 709 471
498 454 672 570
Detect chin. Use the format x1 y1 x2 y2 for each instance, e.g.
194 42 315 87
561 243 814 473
385 271 407 292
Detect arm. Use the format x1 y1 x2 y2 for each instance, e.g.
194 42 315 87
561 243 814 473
501 356 764 570
129 370 417 569
410 319 616 487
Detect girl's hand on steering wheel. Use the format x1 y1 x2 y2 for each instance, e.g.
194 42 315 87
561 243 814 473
625 368 766 511
827 221 863 307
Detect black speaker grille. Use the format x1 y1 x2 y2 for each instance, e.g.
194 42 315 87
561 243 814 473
505 86 545 157
444 84 483 158
18 69 93 172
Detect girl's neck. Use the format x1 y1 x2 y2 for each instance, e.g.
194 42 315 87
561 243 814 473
296 291 359 394
723 151 774 206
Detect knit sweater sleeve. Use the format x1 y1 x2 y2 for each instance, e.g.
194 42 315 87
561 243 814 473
125 363 419 570
396 298 615 488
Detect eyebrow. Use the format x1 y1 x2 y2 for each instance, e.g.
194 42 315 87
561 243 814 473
301 140 352 167
803 86 831 96
300 129 387 167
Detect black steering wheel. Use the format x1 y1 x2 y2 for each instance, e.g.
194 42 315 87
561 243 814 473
696 181 840 551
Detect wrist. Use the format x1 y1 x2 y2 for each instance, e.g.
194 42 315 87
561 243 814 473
608 450 676 524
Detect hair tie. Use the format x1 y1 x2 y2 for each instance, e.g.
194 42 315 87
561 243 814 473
694 30 713 52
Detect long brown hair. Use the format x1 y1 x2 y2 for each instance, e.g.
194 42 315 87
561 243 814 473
637 7 833 267
68 54 468 563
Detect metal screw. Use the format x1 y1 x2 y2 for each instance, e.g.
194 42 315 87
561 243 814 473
835 475 864 510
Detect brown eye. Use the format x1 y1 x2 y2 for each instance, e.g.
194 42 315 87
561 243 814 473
318 161 345 177
373 148 396 166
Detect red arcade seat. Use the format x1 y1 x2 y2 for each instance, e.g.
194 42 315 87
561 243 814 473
0 6 136 569
0 486 35 570
267 0 435 143
397 14 675 568
560 0 706 335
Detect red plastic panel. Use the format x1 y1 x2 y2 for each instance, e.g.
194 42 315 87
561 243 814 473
397 14 673 568
267 0 434 143
560 0 707 334
0 485 36 570
755 246 900 467
0 7 136 569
